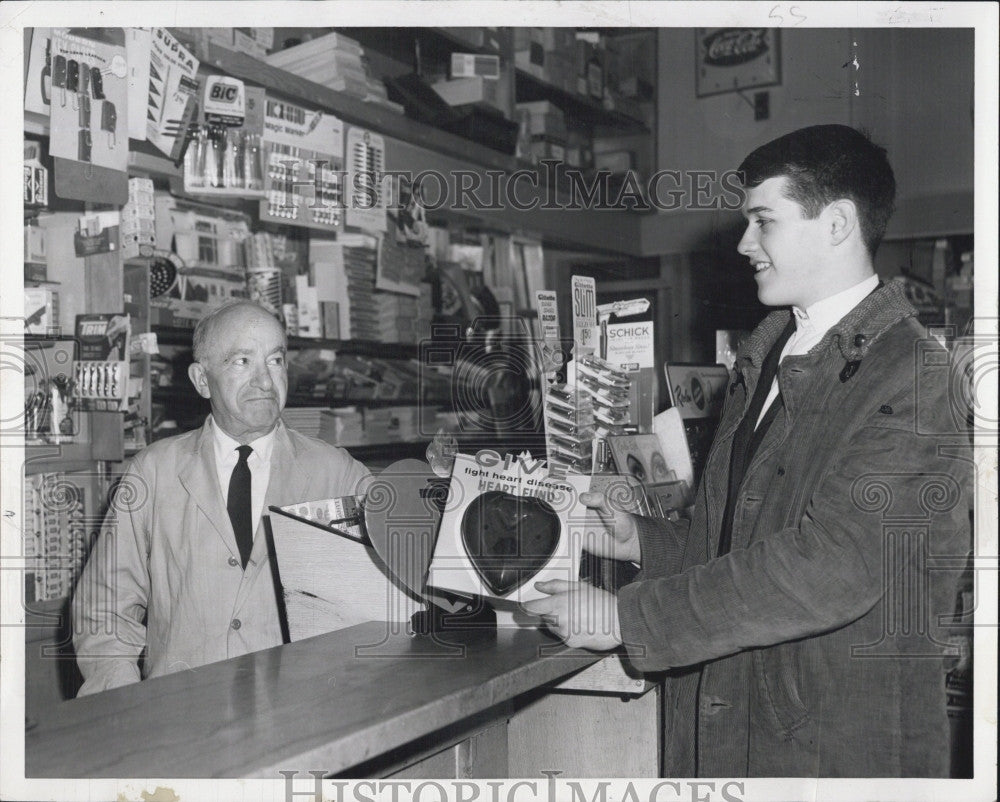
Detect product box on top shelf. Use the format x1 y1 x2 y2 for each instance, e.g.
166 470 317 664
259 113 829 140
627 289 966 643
24 287 60 336
433 77 503 110
24 223 47 268
450 53 501 80
516 101 568 139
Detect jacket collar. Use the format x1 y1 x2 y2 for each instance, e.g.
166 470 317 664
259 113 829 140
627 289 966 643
177 418 310 558
736 279 917 376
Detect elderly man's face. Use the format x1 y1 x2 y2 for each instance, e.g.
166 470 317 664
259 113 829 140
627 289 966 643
189 306 288 442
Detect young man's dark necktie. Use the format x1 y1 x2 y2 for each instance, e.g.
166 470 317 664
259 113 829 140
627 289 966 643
227 445 254 569
717 321 795 557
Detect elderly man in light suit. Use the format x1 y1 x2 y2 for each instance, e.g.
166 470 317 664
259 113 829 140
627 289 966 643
73 300 371 695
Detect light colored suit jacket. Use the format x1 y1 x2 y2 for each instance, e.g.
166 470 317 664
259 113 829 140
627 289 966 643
72 419 371 695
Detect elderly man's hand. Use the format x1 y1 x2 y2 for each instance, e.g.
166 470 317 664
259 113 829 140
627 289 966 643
523 579 622 651
578 490 642 564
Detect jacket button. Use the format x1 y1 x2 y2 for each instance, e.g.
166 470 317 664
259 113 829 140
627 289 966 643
777 466 785 476
854 333 867 347
231 618 242 630
228 556 239 567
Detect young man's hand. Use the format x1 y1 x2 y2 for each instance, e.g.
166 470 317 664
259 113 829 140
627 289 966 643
578 490 642 564
523 579 622 651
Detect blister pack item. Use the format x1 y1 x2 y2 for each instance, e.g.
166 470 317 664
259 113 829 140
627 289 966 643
90 66 105 99
577 354 631 388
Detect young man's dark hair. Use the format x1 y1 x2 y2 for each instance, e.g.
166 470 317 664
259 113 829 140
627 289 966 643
737 124 896 256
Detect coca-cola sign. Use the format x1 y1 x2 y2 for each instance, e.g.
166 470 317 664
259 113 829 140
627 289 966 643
703 28 769 67
695 28 781 97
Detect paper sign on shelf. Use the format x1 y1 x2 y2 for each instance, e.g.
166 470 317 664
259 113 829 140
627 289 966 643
571 275 597 357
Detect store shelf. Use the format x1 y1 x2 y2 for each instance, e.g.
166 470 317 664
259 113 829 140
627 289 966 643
195 41 519 171
151 325 425 361
340 26 500 63
24 445 97 476
514 69 649 133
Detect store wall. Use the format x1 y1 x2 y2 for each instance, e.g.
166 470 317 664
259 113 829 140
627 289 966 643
653 27 973 210
649 26 975 362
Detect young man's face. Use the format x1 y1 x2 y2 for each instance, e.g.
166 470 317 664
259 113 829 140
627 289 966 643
737 176 830 309
189 307 288 442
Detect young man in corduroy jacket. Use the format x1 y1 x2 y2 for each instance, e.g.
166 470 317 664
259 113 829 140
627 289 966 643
526 125 972 777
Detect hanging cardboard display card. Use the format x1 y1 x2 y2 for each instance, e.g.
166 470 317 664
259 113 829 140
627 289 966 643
345 125 387 233
146 27 200 158
259 97 344 230
48 29 128 173
48 29 130 203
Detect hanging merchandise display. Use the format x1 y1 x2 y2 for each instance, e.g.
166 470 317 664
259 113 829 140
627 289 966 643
344 125 387 233
146 27 200 160
45 28 130 203
72 313 130 411
258 97 344 230
183 82 265 196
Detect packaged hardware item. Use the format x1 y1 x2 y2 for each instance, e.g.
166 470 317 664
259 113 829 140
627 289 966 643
73 313 130 411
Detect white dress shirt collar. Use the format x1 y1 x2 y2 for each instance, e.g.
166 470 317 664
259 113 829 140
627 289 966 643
790 274 880 338
209 415 278 467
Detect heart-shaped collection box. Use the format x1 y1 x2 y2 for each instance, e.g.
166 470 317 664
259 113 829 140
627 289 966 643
427 452 592 603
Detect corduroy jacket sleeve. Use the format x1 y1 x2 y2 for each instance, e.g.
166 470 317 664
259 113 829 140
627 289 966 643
630 514 690 580
615 372 969 672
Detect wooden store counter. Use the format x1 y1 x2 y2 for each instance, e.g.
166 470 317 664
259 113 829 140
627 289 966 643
25 621 661 779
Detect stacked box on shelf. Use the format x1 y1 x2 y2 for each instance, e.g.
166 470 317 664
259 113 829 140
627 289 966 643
373 294 418 343
433 76 504 112
516 100 569 163
264 32 370 99
439 27 505 55
575 35 608 100
120 177 156 260
176 27 273 60
342 243 380 341
514 28 578 91
605 32 655 102
543 383 594 475
363 406 422 443
150 193 251 326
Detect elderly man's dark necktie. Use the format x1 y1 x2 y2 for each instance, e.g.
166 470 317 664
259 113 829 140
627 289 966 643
227 445 253 569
